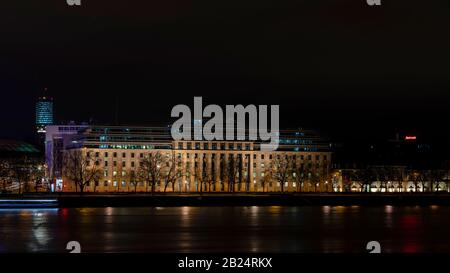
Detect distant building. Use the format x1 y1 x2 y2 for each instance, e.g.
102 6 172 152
332 132 437 170
45 123 88 191
36 88 54 136
331 132 450 193
0 139 40 157
0 139 43 193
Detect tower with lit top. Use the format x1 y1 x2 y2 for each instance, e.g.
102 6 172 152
36 87 54 137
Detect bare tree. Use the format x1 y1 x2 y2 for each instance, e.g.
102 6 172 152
408 170 420 192
194 154 215 193
30 164 45 193
63 150 102 194
375 167 390 192
226 154 241 193
272 154 292 192
203 156 218 192
311 172 321 192
418 170 427 192
116 164 124 192
294 162 309 193
354 168 376 193
294 172 305 193
431 169 445 192
138 151 164 194
195 164 207 193
93 172 100 192
163 151 180 192
0 160 11 193
219 155 227 192
129 170 139 193
444 161 450 192
259 160 275 192
347 170 363 192
10 157 34 194
413 170 428 192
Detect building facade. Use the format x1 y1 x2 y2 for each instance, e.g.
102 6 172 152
45 123 89 191
59 126 333 193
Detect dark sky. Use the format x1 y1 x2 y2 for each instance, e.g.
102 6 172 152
1 0 449 144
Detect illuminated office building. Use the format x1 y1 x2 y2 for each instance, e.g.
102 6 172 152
59 126 333 193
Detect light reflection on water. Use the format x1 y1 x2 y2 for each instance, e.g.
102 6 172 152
0 206 449 253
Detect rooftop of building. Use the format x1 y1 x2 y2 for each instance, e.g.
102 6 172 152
63 124 331 152
0 139 41 155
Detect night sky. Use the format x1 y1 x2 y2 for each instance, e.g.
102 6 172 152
1 0 449 145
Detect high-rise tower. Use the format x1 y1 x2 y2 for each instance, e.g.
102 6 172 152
36 87 54 136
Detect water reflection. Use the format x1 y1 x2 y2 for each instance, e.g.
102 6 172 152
0 206 449 253
384 206 394 228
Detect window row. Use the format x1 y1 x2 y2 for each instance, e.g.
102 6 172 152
177 142 253 151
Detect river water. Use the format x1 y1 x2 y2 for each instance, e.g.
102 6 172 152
0 206 448 253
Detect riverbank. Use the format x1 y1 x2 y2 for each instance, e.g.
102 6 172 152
2 193 450 207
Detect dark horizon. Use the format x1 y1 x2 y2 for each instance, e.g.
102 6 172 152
1 0 449 147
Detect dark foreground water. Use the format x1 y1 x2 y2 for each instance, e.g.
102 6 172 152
0 206 449 253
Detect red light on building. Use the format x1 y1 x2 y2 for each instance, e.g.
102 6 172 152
405 136 417 141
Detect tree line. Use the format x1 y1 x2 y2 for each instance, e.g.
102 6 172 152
62 150 332 194
342 165 450 192
0 157 46 194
